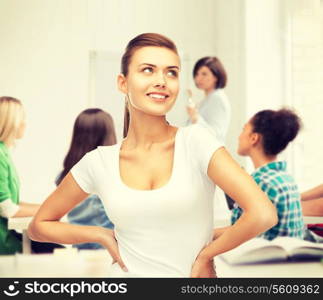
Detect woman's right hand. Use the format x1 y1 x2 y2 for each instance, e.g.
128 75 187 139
100 229 128 272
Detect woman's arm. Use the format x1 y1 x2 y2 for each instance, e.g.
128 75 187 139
301 184 323 201
212 226 231 240
28 173 127 270
191 148 277 277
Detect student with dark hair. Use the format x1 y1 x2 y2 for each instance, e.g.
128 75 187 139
28 33 277 277
186 56 231 142
215 108 304 241
56 108 116 249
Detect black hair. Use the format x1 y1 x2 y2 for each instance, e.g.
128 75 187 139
251 108 302 156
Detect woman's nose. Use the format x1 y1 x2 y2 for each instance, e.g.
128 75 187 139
154 72 166 88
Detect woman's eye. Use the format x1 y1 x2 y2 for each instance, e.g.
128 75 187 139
167 70 178 77
142 67 153 73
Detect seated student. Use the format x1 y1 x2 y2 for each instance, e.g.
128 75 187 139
214 108 304 241
56 108 116 249
0 96 63 254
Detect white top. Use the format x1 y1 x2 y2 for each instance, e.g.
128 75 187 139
189 89 231 143
71 124 223 277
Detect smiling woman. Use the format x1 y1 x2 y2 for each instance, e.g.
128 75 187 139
28 33 278 278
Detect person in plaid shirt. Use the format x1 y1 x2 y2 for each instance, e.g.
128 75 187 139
233 108 304 240
215 108 305 241
231 161 304 240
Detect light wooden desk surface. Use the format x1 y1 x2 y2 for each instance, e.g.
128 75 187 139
214 256 323 278
0 250 113 277
1 253 322 278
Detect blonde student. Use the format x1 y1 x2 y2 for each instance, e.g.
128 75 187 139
28 33 277 277
0 96 61 254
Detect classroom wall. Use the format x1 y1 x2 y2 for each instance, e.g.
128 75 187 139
0 0 89 202
0 0 321 203
0 0 221 203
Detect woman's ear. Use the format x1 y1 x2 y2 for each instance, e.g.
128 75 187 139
251 132 261 146
117 74 127 94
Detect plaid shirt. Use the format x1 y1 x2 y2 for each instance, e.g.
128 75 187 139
231 161 305 240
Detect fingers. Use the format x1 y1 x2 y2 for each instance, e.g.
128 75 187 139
108 244 128 272
115 255 128 272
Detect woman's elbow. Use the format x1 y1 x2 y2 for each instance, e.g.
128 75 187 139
262 204 278 230
27 220 43 242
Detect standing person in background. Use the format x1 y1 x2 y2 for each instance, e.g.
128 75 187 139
0 96 61 254
214 108 305 241
28 33 277 278
186 56 231 143
56 108 116 249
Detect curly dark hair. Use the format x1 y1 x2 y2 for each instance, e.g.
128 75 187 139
251 108 302 156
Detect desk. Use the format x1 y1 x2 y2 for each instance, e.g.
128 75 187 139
214 256 323 277
0 250 113 277
8 217 32 254
1 253 322 278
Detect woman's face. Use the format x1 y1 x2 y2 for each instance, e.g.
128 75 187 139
194 66 217 93
118 46 180 117
237 121 254 156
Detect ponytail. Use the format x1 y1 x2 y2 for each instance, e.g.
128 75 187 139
123 101 130 138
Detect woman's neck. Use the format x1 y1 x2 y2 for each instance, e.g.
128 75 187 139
249 150 277 169
204 88 215 96
124 110 175 150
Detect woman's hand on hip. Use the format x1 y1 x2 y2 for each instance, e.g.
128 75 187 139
100 229 128 272
190 256 217 278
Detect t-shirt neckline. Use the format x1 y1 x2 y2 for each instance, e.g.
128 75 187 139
115 127 182 193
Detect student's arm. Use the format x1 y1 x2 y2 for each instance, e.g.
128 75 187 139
12 202 40 217
301 184 323 201
28 173 127 270
301 198 323 216
191 148 277 277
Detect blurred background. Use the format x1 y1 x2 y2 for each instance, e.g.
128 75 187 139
0 0 322 204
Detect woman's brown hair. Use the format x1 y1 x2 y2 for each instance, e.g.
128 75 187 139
193 56 227 89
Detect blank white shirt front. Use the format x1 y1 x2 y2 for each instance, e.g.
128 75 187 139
71 124 223 277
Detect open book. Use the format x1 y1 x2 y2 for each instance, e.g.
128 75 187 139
220 237 323 265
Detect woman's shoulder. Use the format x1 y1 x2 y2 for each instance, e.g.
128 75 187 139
181 124 220 140
179 124 224 151
0 144 9 166
81 144 119 163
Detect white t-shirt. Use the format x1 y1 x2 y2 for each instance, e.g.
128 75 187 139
71 124 223 277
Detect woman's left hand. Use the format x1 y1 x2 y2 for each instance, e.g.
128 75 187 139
190 256 217 278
